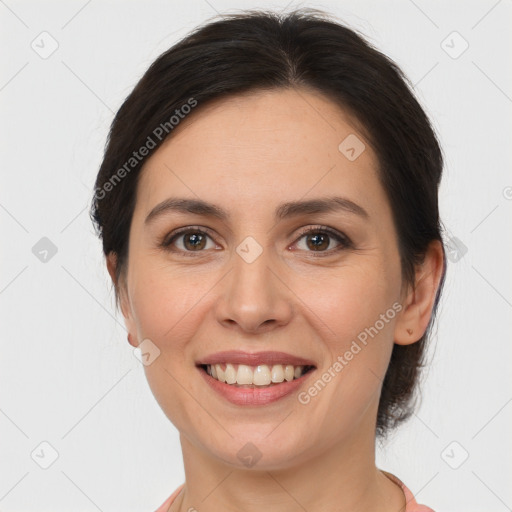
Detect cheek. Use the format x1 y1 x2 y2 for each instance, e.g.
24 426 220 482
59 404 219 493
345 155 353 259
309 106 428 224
128 266 215 430
297 262 399 346
129 261 208 344
293 264 399 408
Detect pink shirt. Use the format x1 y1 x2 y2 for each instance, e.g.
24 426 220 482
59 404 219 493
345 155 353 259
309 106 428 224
154 471 434 512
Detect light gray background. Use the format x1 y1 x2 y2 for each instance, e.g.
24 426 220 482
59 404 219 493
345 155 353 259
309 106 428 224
1 0 511 510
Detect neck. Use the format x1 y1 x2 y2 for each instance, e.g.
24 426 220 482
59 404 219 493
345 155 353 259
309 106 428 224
171 413 406 512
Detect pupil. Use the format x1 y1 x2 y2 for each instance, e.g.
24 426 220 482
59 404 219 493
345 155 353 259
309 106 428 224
308 233 327 250
186 233 205 250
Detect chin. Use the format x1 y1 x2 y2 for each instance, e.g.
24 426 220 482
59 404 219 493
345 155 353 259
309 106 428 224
200 426 312 471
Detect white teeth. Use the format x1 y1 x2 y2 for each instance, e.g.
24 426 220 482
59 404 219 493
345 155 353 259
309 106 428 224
205 363 310 386
215 364 225 383
225 363 237 384
271 365 285 383
236 364 253 385
253 365 271 386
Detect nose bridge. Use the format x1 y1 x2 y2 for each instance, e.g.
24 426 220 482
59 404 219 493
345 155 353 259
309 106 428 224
215 236 293 332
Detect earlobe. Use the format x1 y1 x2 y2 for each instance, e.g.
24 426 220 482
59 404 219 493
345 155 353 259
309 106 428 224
394 294 421 345
127 332 138 348
394 240 445 345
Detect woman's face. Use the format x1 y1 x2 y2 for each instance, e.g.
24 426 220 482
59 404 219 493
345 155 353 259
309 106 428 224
115 87 411 468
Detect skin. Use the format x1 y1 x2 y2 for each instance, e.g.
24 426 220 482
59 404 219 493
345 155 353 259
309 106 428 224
107 87 444 512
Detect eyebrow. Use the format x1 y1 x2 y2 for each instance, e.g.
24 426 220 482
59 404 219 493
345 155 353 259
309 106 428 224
144 196 369 225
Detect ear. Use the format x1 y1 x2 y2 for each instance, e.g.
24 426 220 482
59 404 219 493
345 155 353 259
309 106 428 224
394 240 445 345
106 252 138 348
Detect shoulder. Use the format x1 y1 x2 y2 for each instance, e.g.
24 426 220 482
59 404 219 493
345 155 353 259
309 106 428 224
381 471 436 512
154 483 185 512
155 476 435 512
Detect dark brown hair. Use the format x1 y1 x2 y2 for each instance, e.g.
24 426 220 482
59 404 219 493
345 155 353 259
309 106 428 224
90 8 447 439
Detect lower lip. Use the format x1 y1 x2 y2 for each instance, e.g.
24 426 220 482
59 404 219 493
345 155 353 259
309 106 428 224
198 366 315 406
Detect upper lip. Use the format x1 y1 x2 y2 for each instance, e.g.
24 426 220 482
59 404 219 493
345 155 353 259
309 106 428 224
196 350 316 367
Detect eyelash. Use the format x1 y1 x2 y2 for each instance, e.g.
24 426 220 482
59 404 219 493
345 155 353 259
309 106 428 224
160 225 353 257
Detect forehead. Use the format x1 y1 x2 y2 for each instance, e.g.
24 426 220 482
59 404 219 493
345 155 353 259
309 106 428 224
136 87 383 217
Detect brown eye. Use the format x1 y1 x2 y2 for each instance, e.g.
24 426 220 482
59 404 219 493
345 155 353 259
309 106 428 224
182 232 207 251
162 228 217 253
304 232 330 251
293 226 351 255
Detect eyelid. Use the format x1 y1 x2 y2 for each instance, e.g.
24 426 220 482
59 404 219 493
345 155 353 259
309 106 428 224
162 225 215 243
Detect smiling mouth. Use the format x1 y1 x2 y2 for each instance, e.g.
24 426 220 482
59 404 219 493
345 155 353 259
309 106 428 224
198 363 316 387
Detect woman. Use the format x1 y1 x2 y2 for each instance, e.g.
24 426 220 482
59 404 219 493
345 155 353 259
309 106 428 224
91 8 446 512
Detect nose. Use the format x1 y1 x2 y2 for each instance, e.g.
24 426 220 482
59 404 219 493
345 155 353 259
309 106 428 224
214 244 294 334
